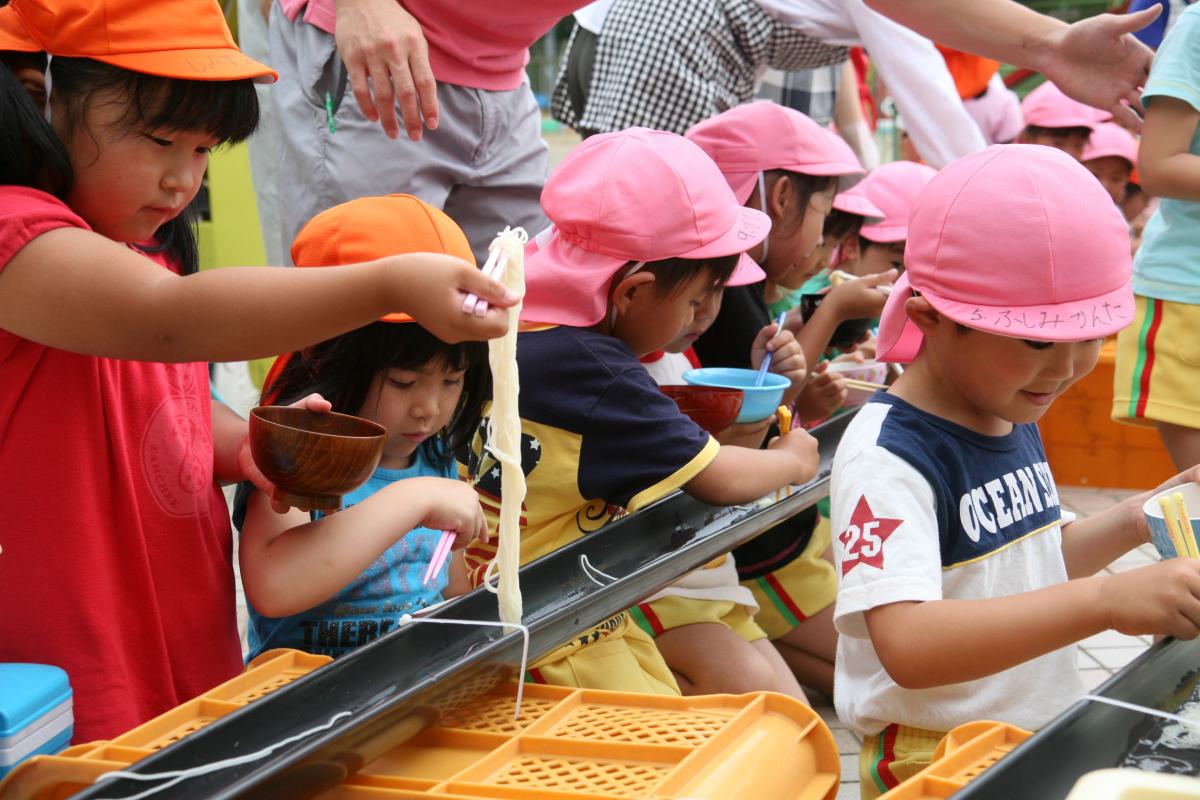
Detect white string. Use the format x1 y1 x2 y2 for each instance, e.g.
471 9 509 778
1081 694 1200 731
92 710 353 800
757 172 769 263
482 226 528 627
398 614 530 719
42 54 53 124
579 554 618 586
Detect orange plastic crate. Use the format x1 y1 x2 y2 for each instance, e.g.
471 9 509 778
1038 339 1174 489
0 651 840 800
878 721 1032 799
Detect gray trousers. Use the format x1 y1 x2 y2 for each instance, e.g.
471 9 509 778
268 4 550 265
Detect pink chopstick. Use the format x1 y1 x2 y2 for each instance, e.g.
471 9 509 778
461 250 508 317
423 530 456 586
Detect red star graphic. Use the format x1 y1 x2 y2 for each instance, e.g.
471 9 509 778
839 495 904 577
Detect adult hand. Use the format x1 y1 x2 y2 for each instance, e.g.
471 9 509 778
334 0 438 141
1040 8 1160 132
237 393 334 513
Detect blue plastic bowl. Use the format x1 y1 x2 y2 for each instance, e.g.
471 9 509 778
682 368 788 423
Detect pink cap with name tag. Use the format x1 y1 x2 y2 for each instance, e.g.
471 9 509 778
876 145 1132 363
522 128 770 327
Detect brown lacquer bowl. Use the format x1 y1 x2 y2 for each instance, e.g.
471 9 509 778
659 385 745 435
249 406 387 512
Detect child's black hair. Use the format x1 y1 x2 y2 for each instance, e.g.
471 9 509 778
0 59 72 198
642 254 741 296
265 322 491 471
823 209 865 244
50 57 258 275
766 169 838 235
1023 124 1092 142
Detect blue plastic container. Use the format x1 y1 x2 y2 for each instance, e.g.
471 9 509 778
0 664 73 779
682 368 789 423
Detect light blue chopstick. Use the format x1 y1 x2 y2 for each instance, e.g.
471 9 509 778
755 311 789 387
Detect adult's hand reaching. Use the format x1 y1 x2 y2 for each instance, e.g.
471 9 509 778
1040 8 1160 131
334 0 438 140
865 0 1160 131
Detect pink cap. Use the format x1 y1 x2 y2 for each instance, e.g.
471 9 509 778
522 128 770 326
1020 81 1108 131
1082 122 1138 167
685 101 865 205
876 145 1133 363
832 180 885 222
858 161 939 243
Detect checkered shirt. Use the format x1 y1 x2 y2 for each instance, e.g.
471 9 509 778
552 0 848 134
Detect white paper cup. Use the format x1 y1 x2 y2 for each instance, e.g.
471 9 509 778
1143 482 1200 560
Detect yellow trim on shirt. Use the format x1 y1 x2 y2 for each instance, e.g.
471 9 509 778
942 517 1064 571
627 436 720 512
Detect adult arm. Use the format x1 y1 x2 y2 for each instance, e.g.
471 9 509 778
0 228 518 361
865 0 1159 130
832 62 879 169
334 0 438 140
843 0 986 167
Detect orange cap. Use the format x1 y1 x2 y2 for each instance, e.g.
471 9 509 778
262 194 475 401
291 194 476 324
0 7 39 53
11 0 277 83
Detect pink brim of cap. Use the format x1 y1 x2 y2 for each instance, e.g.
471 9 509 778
859 220 907 243
832 191 885 223
727 253 767 286
520 206 771 325
678 205 772 259
876 272 1135 363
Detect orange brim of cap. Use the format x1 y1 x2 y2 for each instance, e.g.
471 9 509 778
0 9 39 53
94 47 277 84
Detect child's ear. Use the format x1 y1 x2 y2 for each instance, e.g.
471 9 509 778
769 173 793 219
905 296 941 334
610 271 657 316
839 235 861 263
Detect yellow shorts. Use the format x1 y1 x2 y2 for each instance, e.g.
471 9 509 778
858 723 945 800
629 596 769 643
1114 295 1200 428
742 517 838 640
525 612 680 696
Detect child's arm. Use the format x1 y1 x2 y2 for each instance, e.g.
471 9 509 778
794 362 848 425
866 558 1200 689
1061 467 1200 578
790 270 896 367
239 476 488 617
1138 97 1200 201
0 229 518 361
685 429 820 505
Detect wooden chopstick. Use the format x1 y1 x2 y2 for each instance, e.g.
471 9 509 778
842 377 888 392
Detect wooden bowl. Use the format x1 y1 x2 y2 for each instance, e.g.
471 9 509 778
249 406 387 512
659 385 744 434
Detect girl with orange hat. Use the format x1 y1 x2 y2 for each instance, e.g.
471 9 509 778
0 0 515 742
234 195 493 661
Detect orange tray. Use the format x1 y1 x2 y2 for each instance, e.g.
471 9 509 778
1 650 841 800
878 721 1032 799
